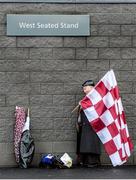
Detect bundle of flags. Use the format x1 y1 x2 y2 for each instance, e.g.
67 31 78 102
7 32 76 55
14 106 35 168
80 69 133 166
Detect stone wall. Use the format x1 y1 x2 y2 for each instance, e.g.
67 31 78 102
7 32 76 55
0 3 135 166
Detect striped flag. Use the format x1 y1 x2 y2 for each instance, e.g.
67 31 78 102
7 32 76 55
80 69 133 166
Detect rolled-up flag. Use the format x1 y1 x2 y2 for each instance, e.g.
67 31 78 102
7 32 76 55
14 107 35 168
19 108 35 168
14 106 26 164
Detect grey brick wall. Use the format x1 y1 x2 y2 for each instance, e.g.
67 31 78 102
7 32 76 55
0 3 136 167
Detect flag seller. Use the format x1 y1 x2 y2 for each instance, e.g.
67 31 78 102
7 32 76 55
76 80 101 167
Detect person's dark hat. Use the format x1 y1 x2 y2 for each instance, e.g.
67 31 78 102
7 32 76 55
82 80 95 87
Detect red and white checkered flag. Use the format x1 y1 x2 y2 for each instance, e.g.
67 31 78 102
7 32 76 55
80 69 133 166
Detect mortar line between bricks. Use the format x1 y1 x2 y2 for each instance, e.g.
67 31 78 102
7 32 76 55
75 47 77 59
108 36 110 47
88 35 136 37
131 36 134 47
87 13 136 14
91 23 136 25
132 81 135 94
15 36 17 48
109 59 110 70
28 47 30 60
98 47 100 59
85 59 87 70
85 36 87 48
119 47 121 59
96 47 135 48
62 36 64 47
3 70 136 73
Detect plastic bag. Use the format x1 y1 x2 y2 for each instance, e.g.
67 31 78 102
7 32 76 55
60 153 72 168
41 154 55 165
39 154 65 169
19 130 35 168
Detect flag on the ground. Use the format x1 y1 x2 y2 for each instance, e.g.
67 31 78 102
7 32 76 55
80 69 134 166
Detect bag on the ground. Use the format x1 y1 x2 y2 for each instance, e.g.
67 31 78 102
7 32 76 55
19 130 35 168
60 153 72 168
39 154 65 169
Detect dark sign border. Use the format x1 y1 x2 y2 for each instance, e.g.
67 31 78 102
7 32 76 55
0 0 136 3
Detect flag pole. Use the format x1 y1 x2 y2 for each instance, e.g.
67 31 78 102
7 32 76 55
71 104 80 114
67 104 80 119
27 108 30 117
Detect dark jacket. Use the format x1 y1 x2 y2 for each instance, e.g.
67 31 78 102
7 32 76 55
76 106 101 154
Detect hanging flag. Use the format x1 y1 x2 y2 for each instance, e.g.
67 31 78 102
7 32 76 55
80 69 134 166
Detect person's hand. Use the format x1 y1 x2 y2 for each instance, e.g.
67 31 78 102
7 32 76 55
79 101 81 105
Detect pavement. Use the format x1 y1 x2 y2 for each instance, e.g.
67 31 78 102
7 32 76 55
0 166 136 179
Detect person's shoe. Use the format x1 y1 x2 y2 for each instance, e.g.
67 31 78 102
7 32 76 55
79 162 84 167
84 163 98 168
75 161 84 167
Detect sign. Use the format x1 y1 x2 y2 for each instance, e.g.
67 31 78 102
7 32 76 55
7 14 90 36
1 0 136 3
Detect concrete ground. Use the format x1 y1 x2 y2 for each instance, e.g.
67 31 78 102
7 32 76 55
0 166 136 179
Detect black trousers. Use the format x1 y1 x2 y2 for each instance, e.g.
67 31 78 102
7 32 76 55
79 153 100 165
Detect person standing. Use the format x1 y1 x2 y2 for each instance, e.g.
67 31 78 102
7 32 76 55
76 80 101 167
